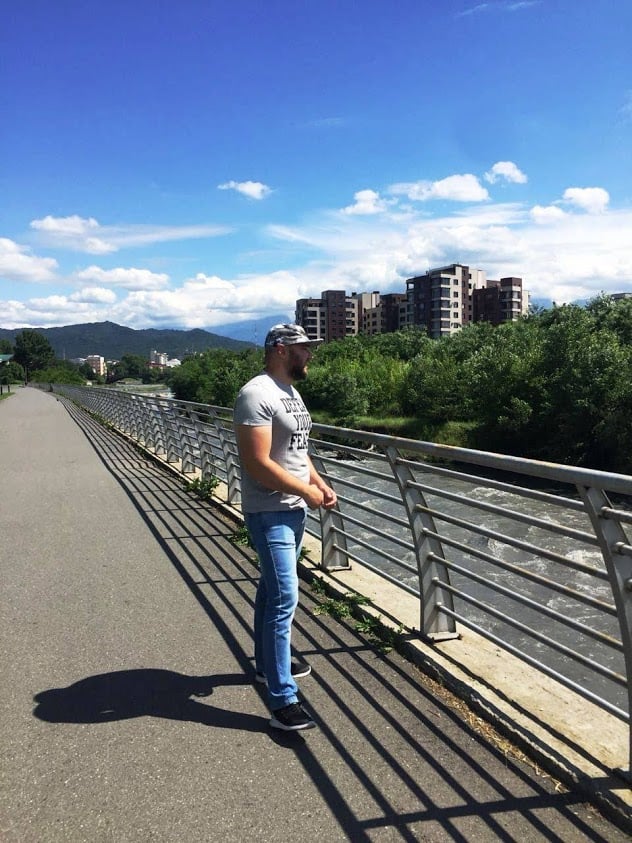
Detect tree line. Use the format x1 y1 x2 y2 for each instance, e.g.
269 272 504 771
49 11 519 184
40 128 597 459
165 296 632 474
0 332 170 386
5 296 631 472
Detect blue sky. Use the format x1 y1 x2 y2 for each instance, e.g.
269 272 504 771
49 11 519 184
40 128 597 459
2 0 631 332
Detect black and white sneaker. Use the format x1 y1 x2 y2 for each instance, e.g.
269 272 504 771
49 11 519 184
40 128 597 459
255 659 312 685
269 702 317 731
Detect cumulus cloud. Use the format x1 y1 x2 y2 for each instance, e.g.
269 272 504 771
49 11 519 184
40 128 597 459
562 187 609 214
389 174 489 203
0 238 58 282
218 180 272 200
484 161 528 184
4 165 632 331
530 205 567 224
29 214 231 253
69 287 118 304
74 266 170 291
30 215 115 254
341 189 391 215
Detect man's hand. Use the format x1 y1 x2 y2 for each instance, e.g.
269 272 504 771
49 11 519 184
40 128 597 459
308 481 337 510
320 484 337 510
303 485 325 509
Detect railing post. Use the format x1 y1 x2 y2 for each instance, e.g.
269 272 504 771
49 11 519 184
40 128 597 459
207 407 242 505
384 445 457 640
309 447 350 571
578 484 632 777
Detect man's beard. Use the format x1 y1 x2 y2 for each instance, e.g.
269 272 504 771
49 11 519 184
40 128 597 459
289 361 308 380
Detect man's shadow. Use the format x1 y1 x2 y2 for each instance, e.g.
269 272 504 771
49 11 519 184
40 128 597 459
33 668 267 732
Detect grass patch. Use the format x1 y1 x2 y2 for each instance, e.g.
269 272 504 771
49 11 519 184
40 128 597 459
230 524 253 548
310 578 403 654
183 475 220 501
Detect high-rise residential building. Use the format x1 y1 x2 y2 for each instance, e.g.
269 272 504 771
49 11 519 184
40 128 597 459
295 296 325 342
405 264 486 338
296 290 379 342
296 264 529 342
363 293 408 335
472 277 529 325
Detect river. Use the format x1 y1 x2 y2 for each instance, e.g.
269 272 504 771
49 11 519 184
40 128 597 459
319 455 628 715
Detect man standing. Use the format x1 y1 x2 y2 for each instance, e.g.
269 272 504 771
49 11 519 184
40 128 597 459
234 324 337 731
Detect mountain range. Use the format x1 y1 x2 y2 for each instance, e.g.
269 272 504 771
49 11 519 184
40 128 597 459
0 321 256 361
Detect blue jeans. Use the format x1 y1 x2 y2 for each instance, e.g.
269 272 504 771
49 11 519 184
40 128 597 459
245 508 306 711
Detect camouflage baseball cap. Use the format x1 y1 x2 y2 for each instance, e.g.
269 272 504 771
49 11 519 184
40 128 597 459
264 323 324 348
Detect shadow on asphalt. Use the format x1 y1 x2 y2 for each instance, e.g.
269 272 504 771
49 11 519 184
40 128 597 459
33 668 266 730
43 396 628 842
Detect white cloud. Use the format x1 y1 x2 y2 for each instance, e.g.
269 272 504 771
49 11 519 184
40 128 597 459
341 189 391 215
456 3 490 16
31 214 99 236
389 174 489 202
110 270 300 330
484 161 528 184
4 168 632 332
29 215 231 253
74 266 170 291
530 205 567 224
562 187 610 214
69 287 118 304
0 238 58 282
218 180 272 200
457 0 540 15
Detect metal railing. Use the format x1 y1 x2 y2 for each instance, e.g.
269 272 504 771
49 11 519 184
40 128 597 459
48 384 632 769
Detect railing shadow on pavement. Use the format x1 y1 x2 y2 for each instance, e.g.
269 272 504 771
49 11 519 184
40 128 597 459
31 394 629 841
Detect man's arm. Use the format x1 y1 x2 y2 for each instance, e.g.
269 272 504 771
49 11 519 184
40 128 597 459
236 424 325 509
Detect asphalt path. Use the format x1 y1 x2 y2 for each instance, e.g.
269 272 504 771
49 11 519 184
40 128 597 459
0 387 628 842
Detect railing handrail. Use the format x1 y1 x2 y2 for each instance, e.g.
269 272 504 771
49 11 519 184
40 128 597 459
42 384 632 774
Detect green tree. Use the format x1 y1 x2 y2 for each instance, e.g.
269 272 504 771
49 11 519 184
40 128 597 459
13 330 55 381
0 338 13 354
30 365 85 385
111 353 148 380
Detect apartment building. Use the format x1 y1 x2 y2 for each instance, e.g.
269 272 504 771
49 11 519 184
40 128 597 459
296 264 528 342
472 277 529 325
405 264 488 338
363 293 408 335
85 355 106 376
149 349 168 367
296 290 379 342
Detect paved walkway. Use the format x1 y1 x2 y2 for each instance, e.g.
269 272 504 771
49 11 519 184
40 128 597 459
1 387 629 842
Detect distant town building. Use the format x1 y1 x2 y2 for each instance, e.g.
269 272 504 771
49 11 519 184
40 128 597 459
296 263 529 342
85 355 106 376
149 349 168 367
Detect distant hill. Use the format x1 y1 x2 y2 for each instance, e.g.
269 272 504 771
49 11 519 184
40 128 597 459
0 321 254 360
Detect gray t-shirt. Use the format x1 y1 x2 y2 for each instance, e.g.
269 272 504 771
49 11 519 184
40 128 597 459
233 372 312 513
